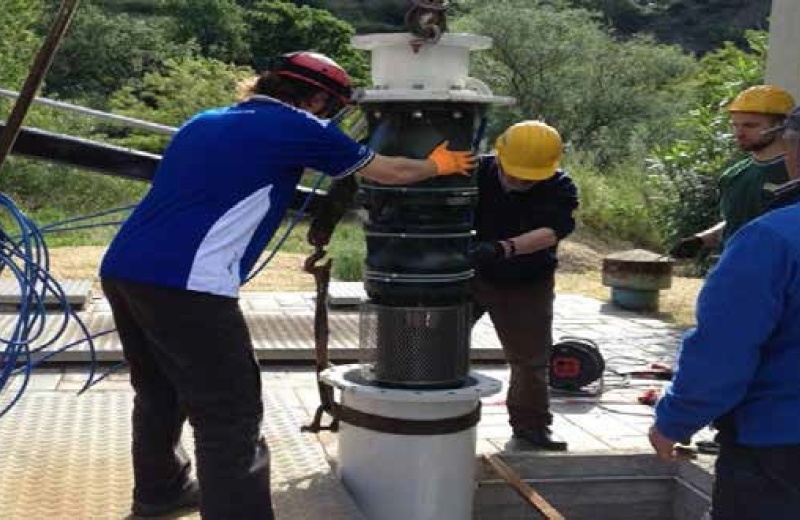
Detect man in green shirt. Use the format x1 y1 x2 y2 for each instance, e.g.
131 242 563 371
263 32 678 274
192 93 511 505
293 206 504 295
670 85 796 258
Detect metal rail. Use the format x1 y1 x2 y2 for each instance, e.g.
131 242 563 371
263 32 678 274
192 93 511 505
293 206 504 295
1 122 159 181
0 88 177 136
0 121 325 213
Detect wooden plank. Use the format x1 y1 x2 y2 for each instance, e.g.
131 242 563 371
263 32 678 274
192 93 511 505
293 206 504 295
482 454 565 520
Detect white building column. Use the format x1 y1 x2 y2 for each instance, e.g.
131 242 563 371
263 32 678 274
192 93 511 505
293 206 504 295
767 0 800 100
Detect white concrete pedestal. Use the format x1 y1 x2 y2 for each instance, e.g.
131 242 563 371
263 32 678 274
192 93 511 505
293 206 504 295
322 365 501 520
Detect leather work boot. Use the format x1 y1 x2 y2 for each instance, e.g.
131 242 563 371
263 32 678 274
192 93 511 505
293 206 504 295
131 479 201 518
513 427 568 451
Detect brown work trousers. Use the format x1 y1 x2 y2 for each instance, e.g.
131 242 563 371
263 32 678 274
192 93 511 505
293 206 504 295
471 273 555 429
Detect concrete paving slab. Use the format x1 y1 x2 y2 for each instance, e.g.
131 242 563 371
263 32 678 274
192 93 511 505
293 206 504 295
0 278 92 309
327 281 368 306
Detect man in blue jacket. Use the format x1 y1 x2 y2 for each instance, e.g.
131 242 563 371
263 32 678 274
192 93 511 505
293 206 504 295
469 121 579 450
649 106 800 519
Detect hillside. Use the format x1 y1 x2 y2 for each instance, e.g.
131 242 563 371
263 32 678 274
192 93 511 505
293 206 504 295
310 0 771 53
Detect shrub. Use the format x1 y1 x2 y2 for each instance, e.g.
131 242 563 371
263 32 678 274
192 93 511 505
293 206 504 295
566 152 662 248
328 218 365 281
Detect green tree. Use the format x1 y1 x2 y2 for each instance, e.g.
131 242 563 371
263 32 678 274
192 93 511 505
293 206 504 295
0 0 43 89
650 0 771 54
107 56 254 152
165 0 252 64
245 1 368 82
568 0 656 33
43 3 195 103
274 0 408 33
455 1 695 166
567 0 771 54
92 0 171 16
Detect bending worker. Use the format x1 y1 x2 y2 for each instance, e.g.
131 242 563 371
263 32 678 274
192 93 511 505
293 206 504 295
469 121 579 451
99 51 474 519
650 106 800 519
670 84 795 257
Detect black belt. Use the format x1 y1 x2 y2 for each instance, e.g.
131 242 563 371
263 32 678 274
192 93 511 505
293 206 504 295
333 402 482 436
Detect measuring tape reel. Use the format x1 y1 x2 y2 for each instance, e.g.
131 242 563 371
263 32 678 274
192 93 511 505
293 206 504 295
549 337 605 391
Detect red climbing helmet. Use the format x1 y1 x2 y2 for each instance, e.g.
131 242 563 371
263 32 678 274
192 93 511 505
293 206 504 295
269 51 353 105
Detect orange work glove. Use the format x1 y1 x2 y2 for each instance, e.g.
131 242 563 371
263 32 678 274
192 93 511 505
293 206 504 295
427 141 477 176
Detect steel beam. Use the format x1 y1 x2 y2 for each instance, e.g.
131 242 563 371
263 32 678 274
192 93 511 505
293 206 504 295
1 122 325 212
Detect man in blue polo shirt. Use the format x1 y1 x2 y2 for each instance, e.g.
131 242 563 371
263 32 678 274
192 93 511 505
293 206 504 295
100 51 474 520
650 106 800 519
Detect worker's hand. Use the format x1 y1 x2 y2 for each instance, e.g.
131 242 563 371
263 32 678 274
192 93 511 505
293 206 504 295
468 241 506 265
648 425 687 462
428 141 477 177
668 236 703 259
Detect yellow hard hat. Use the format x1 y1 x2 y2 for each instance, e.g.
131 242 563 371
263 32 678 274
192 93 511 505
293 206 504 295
727 85 796 115
494 121 562 181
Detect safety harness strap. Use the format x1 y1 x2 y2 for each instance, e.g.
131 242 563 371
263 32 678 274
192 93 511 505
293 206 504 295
333 402 481 436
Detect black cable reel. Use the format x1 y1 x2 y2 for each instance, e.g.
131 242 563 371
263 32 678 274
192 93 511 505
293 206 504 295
549 336 605 391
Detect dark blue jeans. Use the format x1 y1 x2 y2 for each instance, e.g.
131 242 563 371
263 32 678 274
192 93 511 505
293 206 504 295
712 442 800 520
102 278 274 519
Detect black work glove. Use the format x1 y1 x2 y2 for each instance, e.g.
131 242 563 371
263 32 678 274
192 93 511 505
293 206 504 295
668 236 703 259
468 241 506 265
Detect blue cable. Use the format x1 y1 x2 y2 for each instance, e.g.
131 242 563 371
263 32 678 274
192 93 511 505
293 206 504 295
0 193 101 417
40 221 126 234
37 205 135 232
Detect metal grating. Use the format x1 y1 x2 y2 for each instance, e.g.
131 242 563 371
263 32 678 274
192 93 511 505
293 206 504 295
0 291 687 366
0 278 93 309
360 303 471 386
0 290 678 366
0 391 366 519
246 312 368 361
10 309 505 364
327 282 367 307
